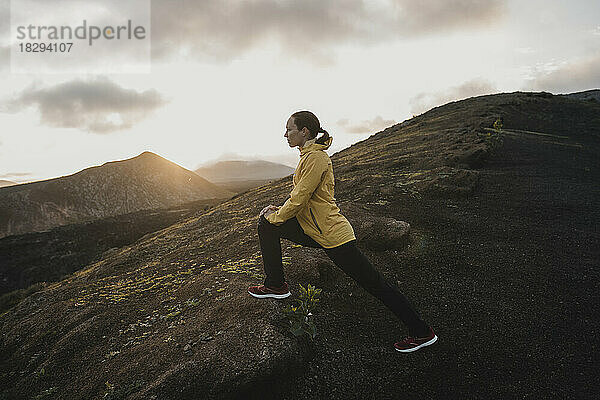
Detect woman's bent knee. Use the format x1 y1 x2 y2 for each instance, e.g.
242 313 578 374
258 214 275 233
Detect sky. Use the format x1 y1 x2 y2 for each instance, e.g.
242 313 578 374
0 0 599 184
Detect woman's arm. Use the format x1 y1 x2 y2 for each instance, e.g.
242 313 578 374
265 153 327 225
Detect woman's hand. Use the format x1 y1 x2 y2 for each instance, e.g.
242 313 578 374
260 205 279 218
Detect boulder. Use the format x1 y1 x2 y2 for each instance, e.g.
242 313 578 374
355 217 411 251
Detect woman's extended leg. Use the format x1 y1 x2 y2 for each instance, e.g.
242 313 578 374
258 214 322 288
324 239 430 337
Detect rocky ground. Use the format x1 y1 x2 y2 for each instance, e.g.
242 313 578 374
0 91 598 399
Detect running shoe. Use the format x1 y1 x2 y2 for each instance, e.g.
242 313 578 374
394 327 438 353
247 282 291 299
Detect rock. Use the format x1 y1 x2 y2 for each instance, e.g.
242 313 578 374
183 344 191 352
355 217 411 251
457 147 488 169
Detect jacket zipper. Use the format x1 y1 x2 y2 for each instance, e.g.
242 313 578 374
309 208 322 234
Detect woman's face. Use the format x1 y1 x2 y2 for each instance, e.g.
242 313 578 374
284 116 308 148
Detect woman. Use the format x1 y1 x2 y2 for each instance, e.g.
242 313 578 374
247 110 437 353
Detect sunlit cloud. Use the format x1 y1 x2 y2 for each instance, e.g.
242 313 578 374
337 115 397 134
1 77 167 133
409 78 497 115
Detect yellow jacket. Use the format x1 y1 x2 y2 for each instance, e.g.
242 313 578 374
266 136 356 248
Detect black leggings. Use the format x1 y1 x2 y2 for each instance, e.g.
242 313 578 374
258 214 430 336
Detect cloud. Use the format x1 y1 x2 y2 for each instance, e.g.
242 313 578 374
522 53 600 94
337 115 397 134
2 0 508 66
409 78 497 114
2 77 167 133
150 0 374 65
392 0 507 37
149 0 508 64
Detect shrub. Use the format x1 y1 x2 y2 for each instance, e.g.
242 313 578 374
282 283 322 339
493 117 504 130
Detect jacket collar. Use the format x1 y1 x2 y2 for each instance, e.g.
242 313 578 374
299 136 333 156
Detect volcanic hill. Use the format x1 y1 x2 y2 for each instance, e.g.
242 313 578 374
0 180 17 189
0 91 598 399
0 151 233 239
195 160 295 193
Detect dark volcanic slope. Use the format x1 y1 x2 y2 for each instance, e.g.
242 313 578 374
0 152 233 239
1 91 599 399
561 88 600 102
0 198 223 299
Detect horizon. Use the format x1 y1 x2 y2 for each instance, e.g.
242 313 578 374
3 87 598 187
1 0 599 184
0 148 301 186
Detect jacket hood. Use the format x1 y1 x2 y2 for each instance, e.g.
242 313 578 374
299 136 333 156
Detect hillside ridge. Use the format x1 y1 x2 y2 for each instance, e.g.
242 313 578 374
0 151 233 239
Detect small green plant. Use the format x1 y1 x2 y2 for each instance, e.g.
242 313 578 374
282 284 322 339
481 117 505 153
493 116 504 130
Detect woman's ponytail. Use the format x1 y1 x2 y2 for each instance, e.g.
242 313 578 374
291 110 331 145
316 127 330 145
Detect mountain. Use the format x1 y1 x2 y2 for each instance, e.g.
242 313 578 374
0 180 17 188
195 160 295 193
560 88 600 102
0 151 233 239
195 160 294 182
1 91 599 399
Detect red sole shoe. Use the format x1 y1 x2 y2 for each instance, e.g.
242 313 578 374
394 327 438 353
247 283 291 299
